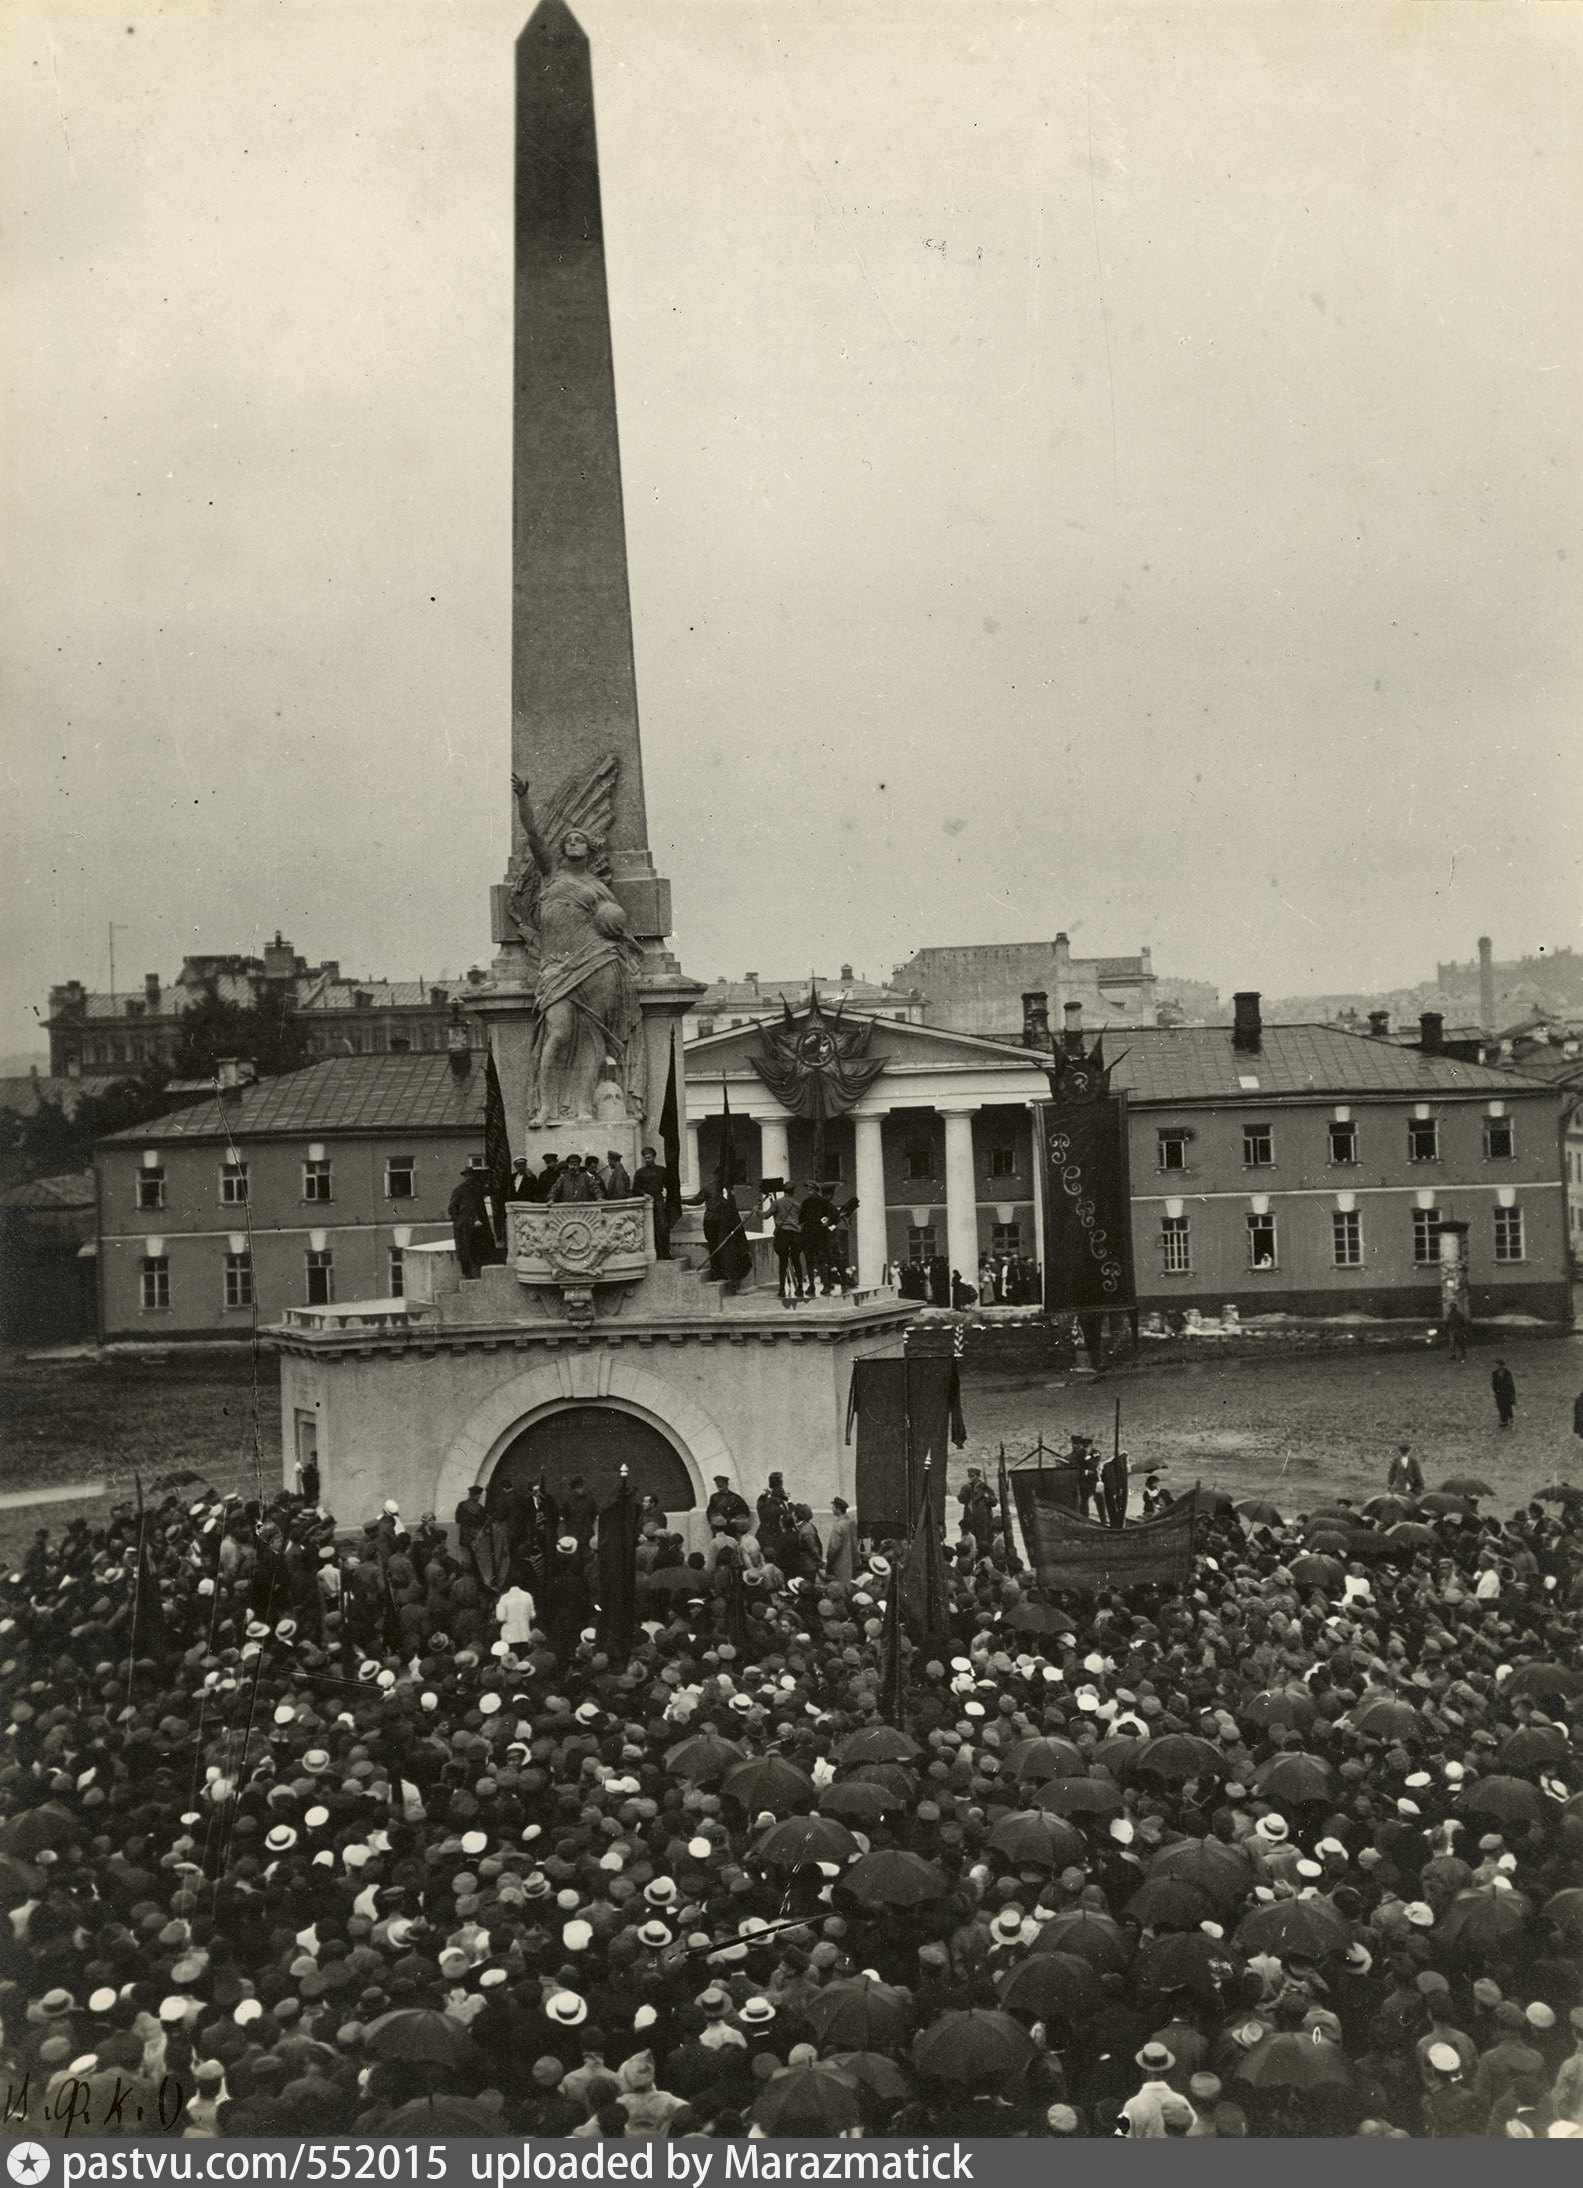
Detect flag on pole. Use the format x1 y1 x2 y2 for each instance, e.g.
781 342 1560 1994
129 1487 168 1664
483 1047 513 1244
902 1461 952 1649
659 1039 683 1218
596 1467 640 1663
879 1558 904 1720
998 1445 1020 1574
719 1080 743 1188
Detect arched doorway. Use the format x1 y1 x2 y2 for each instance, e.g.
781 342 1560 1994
486 1402 697 1518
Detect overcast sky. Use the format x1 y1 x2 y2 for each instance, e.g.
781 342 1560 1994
3 0 1579 1058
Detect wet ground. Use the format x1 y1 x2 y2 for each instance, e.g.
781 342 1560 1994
1 1329 1579 1561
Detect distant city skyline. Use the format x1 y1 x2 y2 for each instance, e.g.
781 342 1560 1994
4 2 1579 1060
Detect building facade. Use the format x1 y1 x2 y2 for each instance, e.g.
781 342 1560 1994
48 934 489 1077
686 999 1572 1325
894 932 1159 1041
95 1054 484 1341
93 1002 1572 1339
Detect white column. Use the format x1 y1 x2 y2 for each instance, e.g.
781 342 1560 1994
759 1115 790 1185
853 1110 889 1288
941 1108 980 1286
684 1121 702 1192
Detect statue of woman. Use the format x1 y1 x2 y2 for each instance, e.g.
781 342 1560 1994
510 762 644 1125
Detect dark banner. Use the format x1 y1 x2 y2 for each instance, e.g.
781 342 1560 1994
1008 1467 1083 1576
1018 1491 1198 1594
846 1358 962 1540
1036 1093 1136 1315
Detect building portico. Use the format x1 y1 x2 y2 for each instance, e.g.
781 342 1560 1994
685 1017 1052 1290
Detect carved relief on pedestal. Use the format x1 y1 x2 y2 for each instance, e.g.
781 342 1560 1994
509 1197 653 1324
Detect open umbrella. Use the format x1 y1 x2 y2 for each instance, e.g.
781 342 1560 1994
1092 1734 1152 1776
986 1810 1087 1870
1361 1495 1418 1524
1124 1876 1219 1931
1456 1776 1548 1826
1149 1837 1256 1909
1003 1602 1071 1638
804 1976 913 2051
0 1803 79 1857
1034 1776 1125 1820
751 2067 863 2134
835 1726 922 1765
839 1850 947 1909
637 1567 705 1604
1498 1725 1569 1770
1436 1892 1529 1958
756 1815 861 1869
1439 1476 1494 1497
1306 1530 1354 1558
1418 1493 1472 1517
1303 1506 1360 1530
1505 1662 1583 1703
1237 1501 1284 1526
0 1854 44 1899
1244 1686 1317 1733
1542 1887 1583 1935
722 1756 818 1815
1135 1735 1224 1784
664 1731 746 1783
1033 1911 1131 1974
818 1779 904 1822
1252 1752 1333 1805
1289 1554 1343 1591
1235 1898 1353 1959
1235 2031 1353 2091
1199 1489 1237 1517
1006 1736 1087 1783
382 2095 502 2133
911 2010 1037 2084
1386 1522 1437 1551
365 2009 479 2070
995 1951 1102 2022
842 1761 918 1798
1133 1929 1244 1999
1352 1696 1424 1742
822 2053 912 2106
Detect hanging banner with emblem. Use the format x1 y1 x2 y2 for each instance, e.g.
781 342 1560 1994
1035 1034 1137 1320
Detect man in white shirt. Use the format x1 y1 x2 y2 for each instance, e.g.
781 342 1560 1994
1120 2044 1180 2136
496 1579 537 1647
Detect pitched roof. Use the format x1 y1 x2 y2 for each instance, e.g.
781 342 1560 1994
0 1075 110 1121
99 1054 487 1146
0 1170 96 1212
1104 1024 1561 1104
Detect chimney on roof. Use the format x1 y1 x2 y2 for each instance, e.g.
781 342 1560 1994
1478 935 1495 1034
1368 1010 1391 1038
1419 1011 1445 1056
840 963 854 983
1053 933 1072 967
1232 991 1263 1054
1021 991 1050 1050
143 973 161 1005
746 972 759 987
216 1057 256 1095
448 1003 472 1077
1062 999 1084 1055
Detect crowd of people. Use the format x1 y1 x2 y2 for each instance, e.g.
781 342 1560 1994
1 1433 1580 2143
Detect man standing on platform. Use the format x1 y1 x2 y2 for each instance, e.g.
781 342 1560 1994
601 1148 631 1198
769 1182 806 1303
551 1154 600 1203
632 1144 671 1258
448 1166 493 1279
1101 1446 1130 1531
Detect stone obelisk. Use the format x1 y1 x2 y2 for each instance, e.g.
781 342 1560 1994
483 0 700 1161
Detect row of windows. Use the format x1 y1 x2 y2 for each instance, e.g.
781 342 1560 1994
904 1221 1024 1264
136 1157 420 1210
1157 1205 1526 1273
1158 1116 1516 1171
139 1247 404 1312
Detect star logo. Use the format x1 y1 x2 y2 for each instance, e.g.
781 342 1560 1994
7 2145 49 2186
